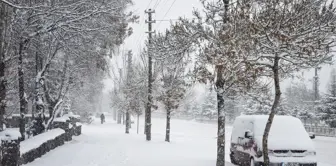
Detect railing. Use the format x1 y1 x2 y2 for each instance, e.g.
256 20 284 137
304 125 336 137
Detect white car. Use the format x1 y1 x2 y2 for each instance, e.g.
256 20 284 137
230 115 317 166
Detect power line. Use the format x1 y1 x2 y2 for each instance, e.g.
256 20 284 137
155 0 177 30
134 0 158 56
135 0 179 56
153 0 162 9
155 0 169 14
146 0 154 9
135 17 194 56
156 18 195 22
135 19 147 52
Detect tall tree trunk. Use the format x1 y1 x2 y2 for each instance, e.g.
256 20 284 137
262 56 281 166
122 113 125 125
144 105 147 134
137 114 140 134
44 55 68 130
144 107 148 134
125 110 130 134
35 51 44 118
216 1 229 165
113 109 117 121
216 65 226 166
0 1 7 131
117 110 121 124
165 109 171 142
0 61 5 131
18 41 28 140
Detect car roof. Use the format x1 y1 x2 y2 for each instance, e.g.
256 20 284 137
235 115 297 121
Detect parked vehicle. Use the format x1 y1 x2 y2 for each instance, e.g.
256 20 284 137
230 115 317 166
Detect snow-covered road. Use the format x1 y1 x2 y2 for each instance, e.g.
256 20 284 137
314 136 336 166
24 117 336 166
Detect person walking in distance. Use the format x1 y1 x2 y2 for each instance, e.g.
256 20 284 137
100 113 105 124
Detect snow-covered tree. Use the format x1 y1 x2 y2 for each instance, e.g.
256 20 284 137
284 82 315 112
201 91 217 120
155 1 263 165
224 96 237 122
0 3 13 131
243 0 336 163
243 88 273 115
318 68 336 127
0 0 137 138
152 31 190 142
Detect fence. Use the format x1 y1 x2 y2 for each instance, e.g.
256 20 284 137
304 125 336 137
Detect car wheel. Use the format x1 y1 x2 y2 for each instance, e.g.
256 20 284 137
250 158 255 166
230 152 238 165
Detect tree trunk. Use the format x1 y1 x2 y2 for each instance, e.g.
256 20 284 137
137 114 140 134
113 109 117 121
44 57 69 130
122 113 125 125
216 65 226 166
18 41 28 140
35 52 44 118
262 56 281 166
216 2 229 166
125 111 130 134
0 60 5 131
144 105 147 134
145 104 152 140
117 111 121 124
0 1 7 131
165 109 171 142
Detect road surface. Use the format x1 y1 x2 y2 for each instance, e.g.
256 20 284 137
24 117 336 166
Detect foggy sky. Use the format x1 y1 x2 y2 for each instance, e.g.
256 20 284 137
104 0 336 95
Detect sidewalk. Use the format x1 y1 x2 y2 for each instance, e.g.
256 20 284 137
23 118 235 166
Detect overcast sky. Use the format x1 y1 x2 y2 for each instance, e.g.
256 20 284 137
103 0 336 95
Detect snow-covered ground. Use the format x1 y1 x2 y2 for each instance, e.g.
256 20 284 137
23 117 336 166
314 136 336 166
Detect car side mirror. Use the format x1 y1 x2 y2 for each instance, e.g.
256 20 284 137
309 132 315 139
244 130 253 139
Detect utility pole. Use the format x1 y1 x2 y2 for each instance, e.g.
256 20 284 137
145 8 155 141
313 67 321 106
313 66 321 126
313 67 320 101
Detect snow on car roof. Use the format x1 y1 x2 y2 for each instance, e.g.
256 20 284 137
236 115 296 121
234 115 309 138
233 115 314 150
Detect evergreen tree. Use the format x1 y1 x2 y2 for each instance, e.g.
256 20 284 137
201 91 217 120
318 68 336 127
225 97 238 122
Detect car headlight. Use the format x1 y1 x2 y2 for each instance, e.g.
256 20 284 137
306 151 316 156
